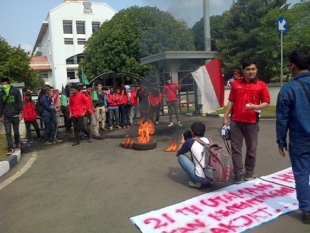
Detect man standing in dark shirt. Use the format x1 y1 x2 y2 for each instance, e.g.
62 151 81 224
0 77 23 155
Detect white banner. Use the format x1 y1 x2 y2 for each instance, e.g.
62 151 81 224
130 174 298 233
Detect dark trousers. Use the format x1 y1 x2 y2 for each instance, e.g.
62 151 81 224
4 116 20 149
150 105 160 122
120 105 130 126
230 120 259 174
25 120 41 140
61 106 72 133
72 116 90 142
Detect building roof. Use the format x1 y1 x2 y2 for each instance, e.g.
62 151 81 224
140 51 218 65
32 21 48 55
30 56 51 70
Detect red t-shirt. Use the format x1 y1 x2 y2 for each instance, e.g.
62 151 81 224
84 93 95 115
118 93 128 105
163 83 179 102
149 92 162 106
228 79 270 123
107 93 119 107
69 92 87 117
23 100 37 122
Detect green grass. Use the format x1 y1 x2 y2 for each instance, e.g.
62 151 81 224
211 105 276 116
0 135 7 161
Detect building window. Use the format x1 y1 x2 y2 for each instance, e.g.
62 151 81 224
41 72 48 79
66 56 75 64
77 54 84 64
76 21 85 34
92 22 100 33
77 38 86 45
64 38 74 45
67 69 76 79
63 20 72 34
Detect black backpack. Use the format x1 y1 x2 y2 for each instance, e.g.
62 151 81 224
35 96 44 116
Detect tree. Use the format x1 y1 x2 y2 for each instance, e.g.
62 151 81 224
192 15 223 51
0 37 45 91
81 6 196 82
216 0 288 81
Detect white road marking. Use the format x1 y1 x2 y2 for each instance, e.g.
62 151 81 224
0 152 37 191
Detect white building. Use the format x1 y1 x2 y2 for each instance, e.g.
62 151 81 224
31 0 117 90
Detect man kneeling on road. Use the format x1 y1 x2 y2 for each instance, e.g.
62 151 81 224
176 122 214 189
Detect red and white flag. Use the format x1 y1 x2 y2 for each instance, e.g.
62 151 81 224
191 58 224 114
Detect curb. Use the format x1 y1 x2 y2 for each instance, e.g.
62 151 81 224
206 114 275 119
0 150 22 178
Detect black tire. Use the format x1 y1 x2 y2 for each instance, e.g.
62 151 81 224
132 140 157 150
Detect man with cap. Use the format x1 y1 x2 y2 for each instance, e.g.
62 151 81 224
0 77 23 154
69 84 92 146
39 85 61 145
227 69 243 87
163 77 182 127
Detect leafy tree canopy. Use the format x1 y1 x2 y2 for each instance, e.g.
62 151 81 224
216 0 289 81
0 37 44 92
192 15 223 51
81 6 196 82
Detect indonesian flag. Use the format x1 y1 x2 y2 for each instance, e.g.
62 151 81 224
191 58 224 114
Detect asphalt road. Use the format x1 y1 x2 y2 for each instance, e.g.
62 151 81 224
0 116 308 233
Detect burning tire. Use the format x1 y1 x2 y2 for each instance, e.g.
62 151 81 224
132 140 157 150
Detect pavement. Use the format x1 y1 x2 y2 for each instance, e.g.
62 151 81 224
0 115 308 233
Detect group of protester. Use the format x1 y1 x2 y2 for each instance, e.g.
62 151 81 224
175 49 310 225
0 75 183 150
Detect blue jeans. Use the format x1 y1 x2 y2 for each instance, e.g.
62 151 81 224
120 105 130 126
178 154 213 185
4 116 20 149
108 108 119 126
289 141 310 212
41 114 56 142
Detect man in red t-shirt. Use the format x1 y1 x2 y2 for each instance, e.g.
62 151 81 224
222 59 270 184
69 84 92 146
163 77 182 127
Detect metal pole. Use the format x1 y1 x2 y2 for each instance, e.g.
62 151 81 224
203 0 211 51
280 32 283 87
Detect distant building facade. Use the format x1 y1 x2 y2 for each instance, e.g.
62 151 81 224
31 0 117 90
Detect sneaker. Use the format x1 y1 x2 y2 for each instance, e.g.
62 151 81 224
167 122 173 127
29 139 34 143
301 211 310 224
55 139 63 143
188 181 202 188
244 171 254 181
7 148 15 155
15 144 21 151
26 143 31 148
44 141 52 145
109 126 113 130
102 128 107 131
72 141 80 146
155 121 159 125
233 174 243 184
177 121 182 126
116 125 122 129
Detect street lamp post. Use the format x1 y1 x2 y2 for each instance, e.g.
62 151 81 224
203 0 211 52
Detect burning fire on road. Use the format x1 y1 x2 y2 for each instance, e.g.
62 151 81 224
121 120 156 150
165 138 178 152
